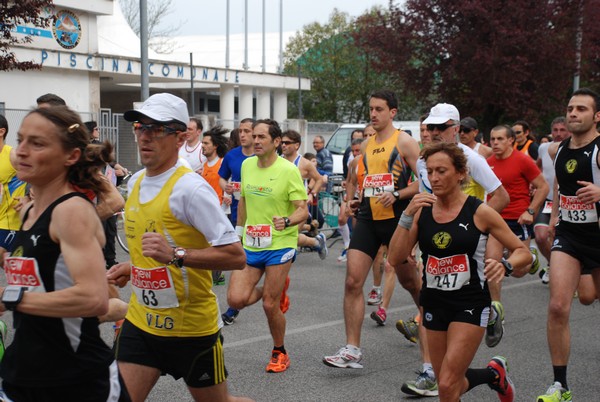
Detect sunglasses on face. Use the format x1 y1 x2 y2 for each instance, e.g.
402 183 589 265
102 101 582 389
426 123 455 132
281 141 297 145
459 127 472 134
132 122 179 139
514 130 523 135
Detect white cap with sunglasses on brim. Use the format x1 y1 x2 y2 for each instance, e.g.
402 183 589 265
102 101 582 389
422 103 460 124
124 93 189 126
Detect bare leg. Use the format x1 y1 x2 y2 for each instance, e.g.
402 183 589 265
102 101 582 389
344 249 374 347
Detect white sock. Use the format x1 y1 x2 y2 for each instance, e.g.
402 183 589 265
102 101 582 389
339 223 350 248
346 344 361 354
423 363 434 376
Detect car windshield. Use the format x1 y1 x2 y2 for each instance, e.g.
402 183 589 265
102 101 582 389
325 127 360 155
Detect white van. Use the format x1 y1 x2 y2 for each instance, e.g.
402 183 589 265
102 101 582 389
326 121 421 175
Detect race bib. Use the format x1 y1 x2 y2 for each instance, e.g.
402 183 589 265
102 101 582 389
363 173 394 197
131 266 179 309
542 200 553 214
245 224 273 248
559 194 598 223
4 256 46 292
425 254 471 291
231 181 242 200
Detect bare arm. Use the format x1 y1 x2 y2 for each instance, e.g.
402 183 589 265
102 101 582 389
303 159 324 195
2 198 109 317
273 199 309 230
95 175 125 220
518 174 549 225
486 185 510 213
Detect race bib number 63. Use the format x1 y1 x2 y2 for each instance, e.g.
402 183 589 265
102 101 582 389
131 266 179 308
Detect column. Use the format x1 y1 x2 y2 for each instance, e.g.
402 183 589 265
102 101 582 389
255 87 271 120
238 85 253 121
273 89 287 124
220 84 235 130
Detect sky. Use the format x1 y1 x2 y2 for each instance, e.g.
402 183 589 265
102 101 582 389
158 0 395 36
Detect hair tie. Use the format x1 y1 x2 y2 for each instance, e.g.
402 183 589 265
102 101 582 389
68 123 79 133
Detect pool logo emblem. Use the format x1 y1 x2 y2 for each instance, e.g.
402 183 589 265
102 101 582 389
52 10 81 49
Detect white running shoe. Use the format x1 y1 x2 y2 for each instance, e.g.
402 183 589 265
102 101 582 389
323 346 363 369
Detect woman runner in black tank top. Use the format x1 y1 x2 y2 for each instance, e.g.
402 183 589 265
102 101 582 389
0 107 129 401
388 142 531 402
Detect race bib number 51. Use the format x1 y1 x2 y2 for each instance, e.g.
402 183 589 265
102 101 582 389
363 173 394 197
245 224 273 248
425 254 471 291
131 266 179 308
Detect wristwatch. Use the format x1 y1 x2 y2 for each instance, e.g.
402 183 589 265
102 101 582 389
283 217 291 228
2 286 26 311
501 258 513 277
526 208 535 215
171 247 187 268
392 191 400 199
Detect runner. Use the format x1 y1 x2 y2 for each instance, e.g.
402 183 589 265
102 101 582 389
0 105 130 401
227 119 308 373
537 88 600 402
106 93 252 402
388 141 530 402
179 117 207 174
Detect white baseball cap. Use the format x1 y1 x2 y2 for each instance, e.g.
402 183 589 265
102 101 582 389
422 103 460 125
124 93 190 126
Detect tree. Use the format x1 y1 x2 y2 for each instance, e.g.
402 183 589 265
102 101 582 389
0 1 53 71
356 0 600 135
119 0 179 53
283 8 408 123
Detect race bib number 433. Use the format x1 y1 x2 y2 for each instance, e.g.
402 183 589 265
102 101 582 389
363 173 394 197
559 194 597 223
425 254 471 291
131 266 179 308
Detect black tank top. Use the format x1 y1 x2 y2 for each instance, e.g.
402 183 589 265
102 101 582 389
418 196 490 309
0 193 114 387
554 136 600 239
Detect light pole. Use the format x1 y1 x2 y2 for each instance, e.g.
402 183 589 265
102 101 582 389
140 0 149 100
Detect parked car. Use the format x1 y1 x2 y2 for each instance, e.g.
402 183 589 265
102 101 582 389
326 121 420 175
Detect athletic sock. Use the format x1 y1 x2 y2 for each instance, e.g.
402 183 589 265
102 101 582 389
273 345 287 355
346 344 360 354
339 223 351 248
423 363 434 376
553 365 568 389
465 368 495 391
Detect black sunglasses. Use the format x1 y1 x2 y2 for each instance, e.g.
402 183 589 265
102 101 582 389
281 141 297 145
459 127 473 134
427 123 455 132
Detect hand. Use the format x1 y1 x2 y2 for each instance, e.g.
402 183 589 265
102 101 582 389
272 216 286 231
549 215 559 238
576 180 600 204
222 196 232 206
141 232 173 264
107 262 132 288
224 183 234 195
484 258 505 284
517 211 534 225
404 193 437 216
347 199 360 216
375 192 396 208
14 195 31 212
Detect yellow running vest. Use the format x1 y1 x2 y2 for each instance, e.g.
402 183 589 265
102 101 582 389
0 145 25 231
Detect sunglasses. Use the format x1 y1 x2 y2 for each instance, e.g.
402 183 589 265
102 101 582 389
132 122 180 139
459 127 473 134
426 123 455 132
514 130 523 135
281 141 297 145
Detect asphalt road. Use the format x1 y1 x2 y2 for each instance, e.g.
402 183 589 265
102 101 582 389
3 237 600 401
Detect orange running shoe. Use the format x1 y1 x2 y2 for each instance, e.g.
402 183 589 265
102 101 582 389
280 276 290 313
266 350 290 373
414 312 421 324
113 319 124 342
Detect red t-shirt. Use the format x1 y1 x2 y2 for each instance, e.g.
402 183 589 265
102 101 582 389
486 150 541 220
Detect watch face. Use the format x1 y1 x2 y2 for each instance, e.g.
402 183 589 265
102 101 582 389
175 249 186 258
3 286 23 302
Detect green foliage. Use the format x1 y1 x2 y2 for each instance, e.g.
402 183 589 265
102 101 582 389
0 1 52 71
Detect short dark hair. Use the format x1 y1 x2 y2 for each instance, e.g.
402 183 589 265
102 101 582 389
228 128 240 148
203 125 229 158
572 87 600 113
303 152 316 160
551 116 566 129
36 93 66 106
513 120 530 132
282 129 302 144
0 114 8 140
351 138 364 146
492 124 515 140
189 117 203 131
240 117 255 125
253 119 282 140
370 89 398 110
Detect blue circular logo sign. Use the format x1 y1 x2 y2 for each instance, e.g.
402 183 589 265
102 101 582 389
52 10 81 49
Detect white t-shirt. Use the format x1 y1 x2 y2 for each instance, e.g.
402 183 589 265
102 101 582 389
538 142 554 201
128 161 238 247
178 141 207 172
418 142 501 195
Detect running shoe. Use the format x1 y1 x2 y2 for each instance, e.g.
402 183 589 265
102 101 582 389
401 370 439 397
337 248 348 263
487 355 515 402
366 288 382 305
540 266 550 284
370 307 387 326
323 346 363 369
213 273 226 286
537 381 572 402
486 301 505 348
315 233 328 260
396 317 419 344
530 247 541 274
308 219 319 237
222 307 240 325
280 276 290 313
266 350 290 373
0 320 7 362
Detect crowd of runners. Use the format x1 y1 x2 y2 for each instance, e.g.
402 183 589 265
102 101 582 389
0 87 599 402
